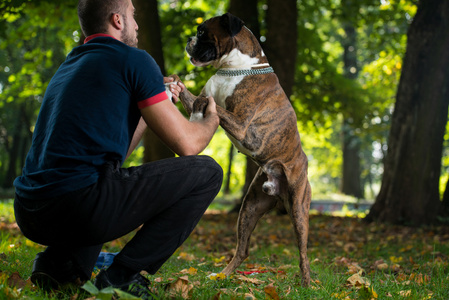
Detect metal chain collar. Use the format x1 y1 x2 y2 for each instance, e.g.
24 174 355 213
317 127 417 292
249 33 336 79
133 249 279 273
216 67 274 77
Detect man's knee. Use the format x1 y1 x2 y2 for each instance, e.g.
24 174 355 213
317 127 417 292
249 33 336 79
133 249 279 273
198 155 223 185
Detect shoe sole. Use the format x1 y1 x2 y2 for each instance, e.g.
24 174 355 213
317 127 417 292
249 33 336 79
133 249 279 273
31 272 61 291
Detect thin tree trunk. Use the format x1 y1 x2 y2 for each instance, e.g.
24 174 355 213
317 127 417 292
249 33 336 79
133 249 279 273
134 0 175 163
340 24 363 198
366 0 449 225
224 144 235 195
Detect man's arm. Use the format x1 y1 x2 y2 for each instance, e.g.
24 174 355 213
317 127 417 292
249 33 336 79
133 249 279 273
126 77 186 159
140 97 219 156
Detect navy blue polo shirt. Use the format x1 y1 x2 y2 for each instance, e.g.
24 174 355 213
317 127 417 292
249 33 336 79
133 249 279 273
14 34 168 199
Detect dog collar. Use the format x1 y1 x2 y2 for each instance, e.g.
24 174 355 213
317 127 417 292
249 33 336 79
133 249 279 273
216 66 274 77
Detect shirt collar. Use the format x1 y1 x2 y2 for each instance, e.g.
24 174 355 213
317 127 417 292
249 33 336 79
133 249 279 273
84 33 117 44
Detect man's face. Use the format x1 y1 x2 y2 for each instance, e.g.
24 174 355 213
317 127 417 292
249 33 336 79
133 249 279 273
121 0 138 47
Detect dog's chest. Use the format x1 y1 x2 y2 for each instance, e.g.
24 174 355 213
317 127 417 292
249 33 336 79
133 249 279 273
204 75 257 158
204 75 245 108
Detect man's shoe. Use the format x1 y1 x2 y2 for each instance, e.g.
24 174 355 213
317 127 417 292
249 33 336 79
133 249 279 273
94 269 153 299
30 252 85 291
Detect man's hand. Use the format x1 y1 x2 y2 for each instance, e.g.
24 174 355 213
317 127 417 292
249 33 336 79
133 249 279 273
164 76 185 103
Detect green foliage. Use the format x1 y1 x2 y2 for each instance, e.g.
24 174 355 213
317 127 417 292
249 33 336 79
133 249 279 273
0 0 439 202
290 0 416 196
0 0 79 187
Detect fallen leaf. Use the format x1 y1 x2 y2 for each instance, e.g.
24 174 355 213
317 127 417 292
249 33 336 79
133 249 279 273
347 263 364 275
179 267 198 275
177 252 196 261
389 256 403 264
7 272 27 289
264 284 280 300
344 242 357 253
376 263 389 270
396 273 407 282
358 285 378 300
331 291 351 299
167 276 193 299
399 290 412 297
212 291 221 300
346 273 370 288
410 273 424 284
390 264 401 272
214 256 226 263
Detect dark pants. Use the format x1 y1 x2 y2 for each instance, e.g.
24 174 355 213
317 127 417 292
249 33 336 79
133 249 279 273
14 155 223 280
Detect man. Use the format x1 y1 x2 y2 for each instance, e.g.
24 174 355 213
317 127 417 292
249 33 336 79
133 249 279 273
13 0 222 298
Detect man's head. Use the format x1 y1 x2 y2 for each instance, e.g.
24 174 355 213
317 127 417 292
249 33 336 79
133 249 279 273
78 0 138 47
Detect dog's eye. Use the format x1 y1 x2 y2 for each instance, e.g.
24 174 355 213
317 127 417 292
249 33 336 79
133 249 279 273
197 30 204 37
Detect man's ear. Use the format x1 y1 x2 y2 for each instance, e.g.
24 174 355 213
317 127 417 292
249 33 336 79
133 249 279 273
111 13 123 30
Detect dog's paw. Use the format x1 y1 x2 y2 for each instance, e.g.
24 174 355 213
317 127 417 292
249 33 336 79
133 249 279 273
169 74 181 83
164 82 176 102
190 97 208 121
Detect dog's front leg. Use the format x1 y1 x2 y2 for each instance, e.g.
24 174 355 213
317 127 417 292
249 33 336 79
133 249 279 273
169 74 203 116
215 106 255 142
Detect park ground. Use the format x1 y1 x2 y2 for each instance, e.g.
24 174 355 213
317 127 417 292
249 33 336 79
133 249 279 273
0 199 448 299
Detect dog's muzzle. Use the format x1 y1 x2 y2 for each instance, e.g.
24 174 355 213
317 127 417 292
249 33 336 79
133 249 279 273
186 36 197 54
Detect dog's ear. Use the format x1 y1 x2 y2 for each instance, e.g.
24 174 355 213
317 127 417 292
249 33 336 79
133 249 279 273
220 13 244 37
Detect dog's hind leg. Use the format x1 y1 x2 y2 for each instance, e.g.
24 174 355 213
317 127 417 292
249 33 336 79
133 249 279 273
286 177 312 286
221 168 278 276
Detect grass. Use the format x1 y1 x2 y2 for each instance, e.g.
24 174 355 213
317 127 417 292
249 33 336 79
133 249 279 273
0 198 448 299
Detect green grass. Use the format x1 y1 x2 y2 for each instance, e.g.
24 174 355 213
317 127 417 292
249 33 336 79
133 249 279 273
0 199 448 299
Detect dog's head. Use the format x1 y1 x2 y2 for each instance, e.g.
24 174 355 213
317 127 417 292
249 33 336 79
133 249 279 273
186 13 264 68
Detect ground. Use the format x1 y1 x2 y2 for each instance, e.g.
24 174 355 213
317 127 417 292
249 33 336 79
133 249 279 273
1 200 448 299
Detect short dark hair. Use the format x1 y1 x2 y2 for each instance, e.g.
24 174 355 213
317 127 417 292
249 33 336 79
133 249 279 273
78 0 128 37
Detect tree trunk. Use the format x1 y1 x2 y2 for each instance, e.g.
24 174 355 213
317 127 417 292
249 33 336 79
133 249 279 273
228 0 260 40
366 0 449 225
224 144 234 195
340 24 363 198
265 0 297 98
134 0 175 163
341 120 363 198
4 124 21 187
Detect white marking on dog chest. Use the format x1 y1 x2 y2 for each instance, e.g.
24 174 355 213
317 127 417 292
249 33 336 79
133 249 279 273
205 75 245 108
205 49 260 108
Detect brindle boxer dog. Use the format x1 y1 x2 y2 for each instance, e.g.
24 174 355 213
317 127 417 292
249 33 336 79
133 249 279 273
171 13 312 286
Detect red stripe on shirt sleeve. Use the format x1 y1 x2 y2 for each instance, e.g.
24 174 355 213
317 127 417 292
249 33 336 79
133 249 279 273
137 91 169 109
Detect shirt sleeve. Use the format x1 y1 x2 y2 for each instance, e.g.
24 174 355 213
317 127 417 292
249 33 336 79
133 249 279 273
130 50 168 109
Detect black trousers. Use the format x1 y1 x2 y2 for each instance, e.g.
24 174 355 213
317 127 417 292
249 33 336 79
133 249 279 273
14 155 223 279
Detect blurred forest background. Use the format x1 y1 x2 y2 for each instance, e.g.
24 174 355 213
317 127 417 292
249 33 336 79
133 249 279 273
1 0 448 225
